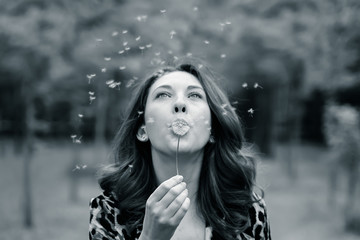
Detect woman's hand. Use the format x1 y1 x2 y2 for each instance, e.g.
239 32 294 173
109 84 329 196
139 175 190 240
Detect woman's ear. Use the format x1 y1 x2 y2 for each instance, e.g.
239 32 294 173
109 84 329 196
136 125 149 142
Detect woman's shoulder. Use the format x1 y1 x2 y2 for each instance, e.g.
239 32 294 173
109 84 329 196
241 192 271 240
89 191 129 239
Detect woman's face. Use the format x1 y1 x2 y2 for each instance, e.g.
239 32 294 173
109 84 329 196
143 71 211 156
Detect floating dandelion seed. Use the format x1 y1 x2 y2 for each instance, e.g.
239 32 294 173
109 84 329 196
232 101 239 105
169 30 176 39
123 41 128 46
126 79 135 88
160 9 166 13
112 31 119 36
226 21 232 25
242 83 248 88
220 22 225 31
146 44 152 48
248 108 254 117
122 30 128 34
104 57 111 61
72 164 87 171
78 114 83 118
89 96 96 104
137 111 144 116
139 46 145 50
75 136 82 144
173 56 178 61
72 165 81 171
119 66 126 70
186 52 193 57
193 6 198 11
71 135 77 142
106 80 114 85
221 54 226 58
136 15 148 22
168 50 173 55
101 68 107 72
254 83 263 89
204 40 210 44
95 38 103 42
109 82 121 89
155 52 161 56
125 47 131 51
198 64 203 69
118 50 125 54
221 104 227 108
88 91 95 95
135 36 141 41
86 74 96 84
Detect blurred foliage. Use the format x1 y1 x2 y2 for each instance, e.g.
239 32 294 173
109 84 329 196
0 0 360 146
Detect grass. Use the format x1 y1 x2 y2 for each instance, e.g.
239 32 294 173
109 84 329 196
0 140 359 239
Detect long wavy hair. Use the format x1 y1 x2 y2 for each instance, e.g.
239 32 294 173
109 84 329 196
98 57 259 239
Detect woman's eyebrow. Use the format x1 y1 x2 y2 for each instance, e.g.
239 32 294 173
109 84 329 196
187 85 204 91
154 85 172 91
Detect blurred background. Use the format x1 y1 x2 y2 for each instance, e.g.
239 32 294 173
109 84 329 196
1 0 360 239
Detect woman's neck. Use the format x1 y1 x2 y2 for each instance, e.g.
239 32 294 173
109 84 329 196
151 149 203 201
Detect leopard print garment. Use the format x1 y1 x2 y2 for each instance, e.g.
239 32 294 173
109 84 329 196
89 191 271 240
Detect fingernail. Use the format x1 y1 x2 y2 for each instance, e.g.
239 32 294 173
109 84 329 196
177 175 183 182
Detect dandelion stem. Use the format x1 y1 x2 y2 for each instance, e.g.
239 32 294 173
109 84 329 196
176 136 180 175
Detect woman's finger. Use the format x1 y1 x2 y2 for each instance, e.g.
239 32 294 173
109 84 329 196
163 188 188 217
170 197 191 225
159 181 187 207
148 175 183 203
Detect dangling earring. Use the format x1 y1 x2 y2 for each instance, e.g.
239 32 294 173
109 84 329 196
209 134 215 143
136 126 149 142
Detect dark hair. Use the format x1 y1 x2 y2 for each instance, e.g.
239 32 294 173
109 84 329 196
98 57 258 239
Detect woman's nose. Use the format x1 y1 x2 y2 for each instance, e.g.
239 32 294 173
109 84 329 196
173 102 187 113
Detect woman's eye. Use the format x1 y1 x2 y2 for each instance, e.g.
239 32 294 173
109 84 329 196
188 92 202 99
156 92 171 98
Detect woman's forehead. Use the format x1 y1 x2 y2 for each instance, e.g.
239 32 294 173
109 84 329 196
149 71 202 91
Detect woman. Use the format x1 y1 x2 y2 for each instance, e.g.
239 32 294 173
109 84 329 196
89 57 271 240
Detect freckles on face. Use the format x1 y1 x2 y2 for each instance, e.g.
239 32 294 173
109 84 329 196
143 71 212 154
